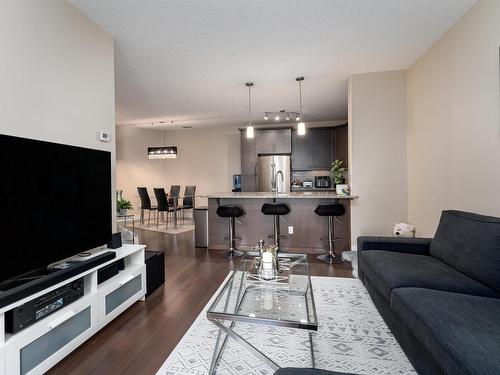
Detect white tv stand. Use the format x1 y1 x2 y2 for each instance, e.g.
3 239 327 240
0 244 146 375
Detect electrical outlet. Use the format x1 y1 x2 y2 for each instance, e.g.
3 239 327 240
288 226 294 235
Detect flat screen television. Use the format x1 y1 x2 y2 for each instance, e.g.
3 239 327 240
0 134 112 285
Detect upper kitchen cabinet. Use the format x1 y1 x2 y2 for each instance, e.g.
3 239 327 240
256 129 291 154
275 129 292 153
333 125 348 165
292 125 348 170
313 128 333 169
256 130 275 154
291 130 314 170
240 130 257 175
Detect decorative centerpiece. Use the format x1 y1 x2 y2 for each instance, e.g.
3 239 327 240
258 244 279 281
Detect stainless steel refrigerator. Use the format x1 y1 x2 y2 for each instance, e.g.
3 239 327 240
256 155 291 192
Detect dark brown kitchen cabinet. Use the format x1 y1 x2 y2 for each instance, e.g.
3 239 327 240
291 130 314 170
333 125 348 166
292 125 347 171
241 131 257 175
275 129 292 153
241 175 256 192
256 130 275 154
313 128 333 169
257 129 291 154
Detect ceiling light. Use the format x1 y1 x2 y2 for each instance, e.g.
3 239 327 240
263 111 299 122
297 122 306 135
296 76 306 136
245 82 254 139
148 121 177 159
296 116 300 122
148 146 177 159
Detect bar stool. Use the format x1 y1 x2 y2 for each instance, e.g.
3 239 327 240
261 203 290 251
315 203 345 264
216 205 246 258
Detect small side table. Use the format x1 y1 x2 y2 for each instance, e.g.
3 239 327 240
117 213 135 244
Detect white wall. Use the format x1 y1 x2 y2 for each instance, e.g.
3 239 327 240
349 70 408 247
407 0 500 236
0 0 116 227
116 126 241 211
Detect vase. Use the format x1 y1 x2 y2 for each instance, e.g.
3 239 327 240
336 184 349 195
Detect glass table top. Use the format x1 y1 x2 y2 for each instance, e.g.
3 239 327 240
207 252 318 330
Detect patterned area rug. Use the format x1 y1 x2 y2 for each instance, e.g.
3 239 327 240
157 276 415 375
136 223 194 235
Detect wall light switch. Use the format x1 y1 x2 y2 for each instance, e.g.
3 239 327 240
288 226 294 235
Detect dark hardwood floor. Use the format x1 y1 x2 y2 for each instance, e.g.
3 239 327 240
48 228 352 375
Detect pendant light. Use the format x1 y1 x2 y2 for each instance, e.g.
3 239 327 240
148 121 177 159
245 82 254 139
296 76 306 136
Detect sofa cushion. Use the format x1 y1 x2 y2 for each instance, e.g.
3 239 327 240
391 288 500 375
430 210 500 293
359 250 499 301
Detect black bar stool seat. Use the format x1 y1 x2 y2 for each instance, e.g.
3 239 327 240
261 203 290 251
315 204 345 217
315 203 345 264
261 203 290 216
217 205 245 218
216 205 246 258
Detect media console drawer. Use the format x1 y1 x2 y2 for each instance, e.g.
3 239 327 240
5 295 98 375
98 265 146 327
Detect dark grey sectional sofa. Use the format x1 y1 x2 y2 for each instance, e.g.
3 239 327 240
358 210 500 374
276 210 500 375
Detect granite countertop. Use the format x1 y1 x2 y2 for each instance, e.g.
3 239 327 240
205 191 358 199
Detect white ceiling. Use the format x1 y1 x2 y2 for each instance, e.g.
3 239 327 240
70 0 476 129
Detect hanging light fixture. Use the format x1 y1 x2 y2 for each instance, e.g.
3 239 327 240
263 110 299 122
296 76 306 136
245 82 254 139
148 120 177 159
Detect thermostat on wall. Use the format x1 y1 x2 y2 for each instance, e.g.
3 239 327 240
97 132 111 142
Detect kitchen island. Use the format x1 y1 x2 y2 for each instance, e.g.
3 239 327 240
207 191 357 254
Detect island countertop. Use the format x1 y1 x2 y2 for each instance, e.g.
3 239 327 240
206 191 358 199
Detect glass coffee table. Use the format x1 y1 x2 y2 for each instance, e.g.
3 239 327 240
206 252 318 373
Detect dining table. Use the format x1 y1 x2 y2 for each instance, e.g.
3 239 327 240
135 194 198 230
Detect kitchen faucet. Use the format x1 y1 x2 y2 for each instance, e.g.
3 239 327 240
273 170 284 194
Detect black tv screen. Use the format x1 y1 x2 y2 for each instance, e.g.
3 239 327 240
0 134 112 283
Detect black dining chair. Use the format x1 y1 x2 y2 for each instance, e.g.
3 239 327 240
180 185 196 224
153 188 175 229
137 187 157 227
168 185 181 210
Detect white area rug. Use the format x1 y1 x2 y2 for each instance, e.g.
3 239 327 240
157 276 415 375
129 222 194 235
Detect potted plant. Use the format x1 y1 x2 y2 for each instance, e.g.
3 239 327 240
117 198 133 215
331 159 349 195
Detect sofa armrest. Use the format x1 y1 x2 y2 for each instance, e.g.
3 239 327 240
357 236 433 255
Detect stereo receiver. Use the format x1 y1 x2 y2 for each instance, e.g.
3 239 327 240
5 278 84 334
